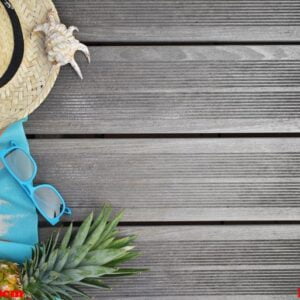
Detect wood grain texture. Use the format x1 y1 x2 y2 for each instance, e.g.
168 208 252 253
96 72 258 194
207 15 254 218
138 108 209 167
27 46 300 134
40 225 300 299
31 138 300 222
54 0 300 42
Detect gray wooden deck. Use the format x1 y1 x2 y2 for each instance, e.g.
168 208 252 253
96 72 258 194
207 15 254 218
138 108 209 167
34 1 300 298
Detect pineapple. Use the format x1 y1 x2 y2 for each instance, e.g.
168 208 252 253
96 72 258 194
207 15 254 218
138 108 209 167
0 206 145 300
0 262 23 299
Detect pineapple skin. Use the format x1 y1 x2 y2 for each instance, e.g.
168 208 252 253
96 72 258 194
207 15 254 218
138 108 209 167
0 261 24 299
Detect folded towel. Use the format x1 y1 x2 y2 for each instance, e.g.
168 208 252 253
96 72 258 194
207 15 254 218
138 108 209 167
0 119 38 262
0 241 33 264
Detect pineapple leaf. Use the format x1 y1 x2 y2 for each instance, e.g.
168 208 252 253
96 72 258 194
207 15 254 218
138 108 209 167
60 266 116 283
60 223 73 249
50 286 73 300
107 251 140 267
46 248 59 272
42 284 60 299
65 245 90 269
108 268 148 277
63 285 91 299
49 231 60 256
86 207 112 249
71 212 94 248
85 221 107 249
80 248 128 266
95 237 115 250
102 211 124 239
93 211 124 249
37 290 50 300
45 233 54 257
37 244 47 270
42 270 63 284
38 262 49 278
78 278 111 290
109 235 137 249
54 249 70 272
33 245 41 271
90 205 112 232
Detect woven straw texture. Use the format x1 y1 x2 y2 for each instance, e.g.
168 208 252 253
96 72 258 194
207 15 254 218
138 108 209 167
0 6 13 78
0 0 60 130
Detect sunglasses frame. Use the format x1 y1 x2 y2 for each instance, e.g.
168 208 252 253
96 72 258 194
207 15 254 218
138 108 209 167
0 142 71 225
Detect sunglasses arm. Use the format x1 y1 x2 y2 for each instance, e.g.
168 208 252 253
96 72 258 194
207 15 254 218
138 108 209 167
64 206 72 215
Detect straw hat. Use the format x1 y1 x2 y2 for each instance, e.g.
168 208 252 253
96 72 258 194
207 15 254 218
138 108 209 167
0 0 90 130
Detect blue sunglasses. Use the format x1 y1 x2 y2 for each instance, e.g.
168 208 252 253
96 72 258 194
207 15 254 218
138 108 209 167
0 142 71 225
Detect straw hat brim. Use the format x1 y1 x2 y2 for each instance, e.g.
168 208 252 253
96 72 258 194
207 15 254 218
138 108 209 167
0 0 60 130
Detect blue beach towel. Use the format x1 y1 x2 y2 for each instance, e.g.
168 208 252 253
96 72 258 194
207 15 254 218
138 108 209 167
0 119 38 263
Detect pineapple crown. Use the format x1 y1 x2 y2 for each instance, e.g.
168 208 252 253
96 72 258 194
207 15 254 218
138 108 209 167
21 206 146 300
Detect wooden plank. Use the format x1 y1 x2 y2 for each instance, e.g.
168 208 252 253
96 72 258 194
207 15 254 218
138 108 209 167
40 225 300 299
27 46 300 134
54 0 300 42
31 138 300 222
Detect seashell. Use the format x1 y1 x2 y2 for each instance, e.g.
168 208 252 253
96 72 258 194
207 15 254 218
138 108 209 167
33 10 90 79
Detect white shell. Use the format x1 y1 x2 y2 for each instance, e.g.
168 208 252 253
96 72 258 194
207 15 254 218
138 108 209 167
33 10 90 79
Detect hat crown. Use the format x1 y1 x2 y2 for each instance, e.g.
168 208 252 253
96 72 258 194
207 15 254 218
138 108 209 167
0 0 88 131
0 2 14 78
0 0 60 130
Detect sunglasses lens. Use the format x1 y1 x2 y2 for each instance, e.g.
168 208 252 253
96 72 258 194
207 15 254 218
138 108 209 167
5 149 35 181
34 187 64 219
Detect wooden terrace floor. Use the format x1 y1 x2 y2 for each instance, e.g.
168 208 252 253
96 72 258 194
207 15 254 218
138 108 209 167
32 1 300 298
